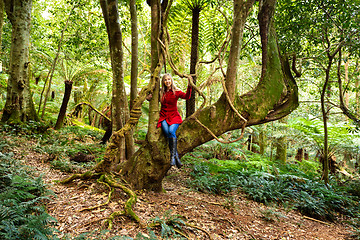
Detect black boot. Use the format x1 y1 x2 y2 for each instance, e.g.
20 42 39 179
169 138 182 168
175 151 183 169
168 138 176 166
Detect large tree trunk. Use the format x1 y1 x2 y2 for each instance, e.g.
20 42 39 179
101 0 134 163
119 0 299 191
186 6 200 117
1 0 38 123
54 80 73 130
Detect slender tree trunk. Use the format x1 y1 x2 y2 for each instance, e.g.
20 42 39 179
275 136 286 163
344 57 349 107
1 0 38 123
225 0 257 101
186 7 200 117
39 2 77 119
0 0 4 50
337 51 360 126
275 117 287 163
54 80 73 130
101 0 134 163
147 0 162 143
129 0 138 110
259 129 265 155
321 54 334 185
356 75 359 115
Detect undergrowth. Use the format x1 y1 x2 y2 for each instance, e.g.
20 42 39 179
0 139 58 240
186 142 360 222
1 123 106 173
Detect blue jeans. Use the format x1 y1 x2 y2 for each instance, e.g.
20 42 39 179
161 120 179 138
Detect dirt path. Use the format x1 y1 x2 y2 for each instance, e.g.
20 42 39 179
14 139 353 239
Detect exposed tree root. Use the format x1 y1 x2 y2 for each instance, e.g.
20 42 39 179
105 211 125 230
184 223 213 240
60 172 144 229
102 174 145 228
173 228 189 239
58 171 101 184
79 175 114 212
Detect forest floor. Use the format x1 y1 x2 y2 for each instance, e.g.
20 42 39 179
6 135 356 240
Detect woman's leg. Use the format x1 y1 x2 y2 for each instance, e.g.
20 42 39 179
161 120 170 138
168 124 182 168
168 123 179 138
161 120 176 166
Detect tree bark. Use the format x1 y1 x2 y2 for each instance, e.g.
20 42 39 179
129 0 138 110
0 0 4 51
320 31 340 184
119 0 299 191
186 6 200 117
356 73 359 115
101 0 135 162
225 0 257 101
147 0 162 144
337 50 360 126
1 0 38 123
54 80 73 130
275 117 287 163
258 129 265 155
275 136 286 163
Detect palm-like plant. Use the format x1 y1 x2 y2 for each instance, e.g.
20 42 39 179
289 117 359 175
54 57 97 130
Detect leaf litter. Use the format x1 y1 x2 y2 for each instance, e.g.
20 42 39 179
5 135 354 240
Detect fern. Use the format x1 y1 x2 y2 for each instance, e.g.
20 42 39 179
187 149 360 220
0 147 58 240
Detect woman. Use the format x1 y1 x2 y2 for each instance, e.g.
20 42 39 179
151 73 192 168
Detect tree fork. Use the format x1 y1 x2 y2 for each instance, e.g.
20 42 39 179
94 63 163 173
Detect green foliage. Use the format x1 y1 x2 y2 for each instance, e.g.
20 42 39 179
288 117 360 163
1 123 105 173
196 139 246 160
0 147 58 240
149 210 186 239
32 126 105 172
1 121 50 137
186 147 360 221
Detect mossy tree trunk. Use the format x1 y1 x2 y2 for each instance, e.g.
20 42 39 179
274 117 287 163
258 129 266 155
101 0 135 163
275 136 286 163
1 0 38 123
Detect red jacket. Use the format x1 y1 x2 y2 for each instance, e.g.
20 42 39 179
157 85 192 128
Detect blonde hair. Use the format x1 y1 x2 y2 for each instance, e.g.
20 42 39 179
160 73 178 103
